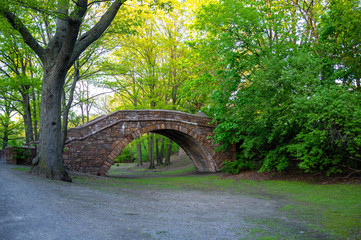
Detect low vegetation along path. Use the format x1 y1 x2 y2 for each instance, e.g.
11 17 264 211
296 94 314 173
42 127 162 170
1 162 359 240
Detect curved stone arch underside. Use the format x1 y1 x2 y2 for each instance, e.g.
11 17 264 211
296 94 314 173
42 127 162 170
102 124 218 175
63 110 236 176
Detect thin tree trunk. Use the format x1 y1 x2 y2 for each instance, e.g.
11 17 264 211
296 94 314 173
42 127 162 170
61 61 80 149
137 137 143 166
86 82 90 123
159 138 164 165
1 100 11 149
156 137 161 166
148 134 155 169
21 91 34 144
80 98 85 124
165 138 172 166
1 118 9 150
32 89 39 141
29 58 38 141
2 126 9 149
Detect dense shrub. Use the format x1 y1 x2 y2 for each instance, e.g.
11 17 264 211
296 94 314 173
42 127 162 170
217 52 361 175
191 0 361 175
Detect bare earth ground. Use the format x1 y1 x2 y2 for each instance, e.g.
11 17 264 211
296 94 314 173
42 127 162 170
0 156 347 240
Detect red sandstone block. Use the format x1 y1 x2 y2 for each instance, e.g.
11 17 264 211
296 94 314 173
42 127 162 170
109 152 117 160
104 161 112 167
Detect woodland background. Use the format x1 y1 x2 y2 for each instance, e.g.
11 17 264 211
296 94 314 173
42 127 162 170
1 0 360 176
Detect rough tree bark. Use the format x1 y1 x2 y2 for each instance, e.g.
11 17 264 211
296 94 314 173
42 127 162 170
0 0 126 181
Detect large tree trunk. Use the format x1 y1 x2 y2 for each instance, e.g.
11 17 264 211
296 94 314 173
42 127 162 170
32 68 71 182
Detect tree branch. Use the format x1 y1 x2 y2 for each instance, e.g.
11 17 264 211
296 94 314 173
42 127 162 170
0 6 46 63
88 0 113 7
69 0 126 67
71 90 115 108
9 0 61 17
0 67 11 78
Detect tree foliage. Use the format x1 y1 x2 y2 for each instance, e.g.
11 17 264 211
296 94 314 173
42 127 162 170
191 0 361 175
101 0 196 111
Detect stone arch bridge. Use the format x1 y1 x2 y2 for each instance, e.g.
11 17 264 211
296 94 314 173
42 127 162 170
63 110 235 176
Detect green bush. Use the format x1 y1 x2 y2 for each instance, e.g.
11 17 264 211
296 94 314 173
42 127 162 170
13 148 31 161
221 155 258 174
287 85 361 175
216 51 361 175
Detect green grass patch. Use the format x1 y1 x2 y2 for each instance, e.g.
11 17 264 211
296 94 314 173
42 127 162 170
12 166 31 172
260 180 361 239
247 227 282 240
112 163 137 168
155 166 196 175
108 165 196 176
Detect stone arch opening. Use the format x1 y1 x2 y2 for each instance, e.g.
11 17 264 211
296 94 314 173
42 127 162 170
103 124 218 175
151 129 216 172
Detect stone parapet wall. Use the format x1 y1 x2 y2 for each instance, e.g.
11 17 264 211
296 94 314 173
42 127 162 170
66 110 214 141
5 146 36 165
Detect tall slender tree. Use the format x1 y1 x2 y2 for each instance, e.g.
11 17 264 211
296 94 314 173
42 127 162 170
0 23 42 145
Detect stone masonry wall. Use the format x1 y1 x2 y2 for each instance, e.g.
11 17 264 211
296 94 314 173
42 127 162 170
5 146 36 165
63 110 236 176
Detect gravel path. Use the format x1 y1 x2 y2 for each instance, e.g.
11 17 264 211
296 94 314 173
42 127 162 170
0 163 327 240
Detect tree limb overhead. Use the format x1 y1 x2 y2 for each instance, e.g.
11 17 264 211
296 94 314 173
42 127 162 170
0 6 46 63
69 0 127 68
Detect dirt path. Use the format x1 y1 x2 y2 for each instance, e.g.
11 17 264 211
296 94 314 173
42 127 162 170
0 163 330 240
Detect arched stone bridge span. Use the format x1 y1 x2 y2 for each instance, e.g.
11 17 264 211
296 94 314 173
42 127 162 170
63 110 235 176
